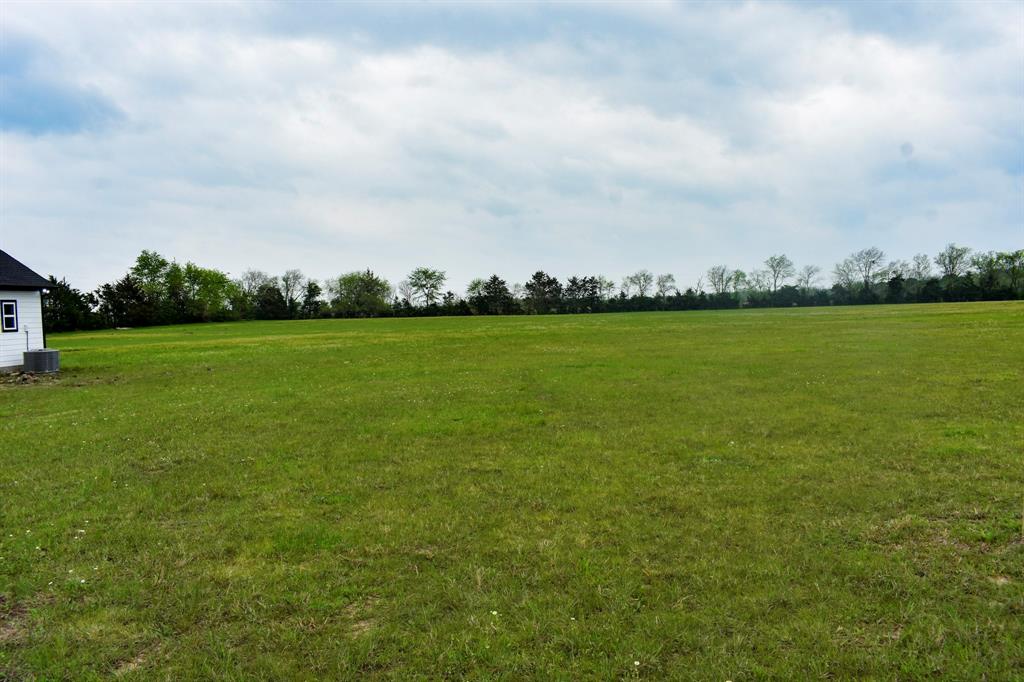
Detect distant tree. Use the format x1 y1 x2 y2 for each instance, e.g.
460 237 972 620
564 276 584 313
403 267 447 306
43 276 99 332
240 270 274 298
999 249 1024 293
970 251 1014 299
254 282 289 320
623 270 654 297
130 250 171 301
595 276 617 300
764 254 796 292
886 260 910 280
524 271 563 314
730 270 747 294
845 247 887 286
886 273 906 303
328 270 392 317
466 278 486 300
228 280 252 318
440 290 469 316
469 275 516 314
707 265 731 294
564 276 602 313
280 269 306 316
748 269 770 294
832 258 856 288
95 275 154 327
301 280 323 318
935 243 972 278
796 264 821 290
909 253 933 280
397 279 415 304
181 263 235 321
655 273 677 297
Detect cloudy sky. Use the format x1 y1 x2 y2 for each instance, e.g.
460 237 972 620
1 1 1021 292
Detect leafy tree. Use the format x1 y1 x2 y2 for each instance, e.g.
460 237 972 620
95 275 154 327
404 267 447 306
564 276 602 313
43 276 99 332
523 271 563 314
328 270 392 317
254 282 289 320
970 251 1003 297
469 275 516 315
466 278 486 300
886 274 906 303
730 269 747 293
181 263 235 321
999 249 1024 293
301 280 323 318
130 250 171 301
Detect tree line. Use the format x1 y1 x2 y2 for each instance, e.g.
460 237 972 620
42 244 1024 332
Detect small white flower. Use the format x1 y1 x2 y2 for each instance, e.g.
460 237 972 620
79 579 85 584
634 661 640 666
490 610 498 616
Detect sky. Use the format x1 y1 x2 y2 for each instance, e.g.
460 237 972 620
1 0 1022 293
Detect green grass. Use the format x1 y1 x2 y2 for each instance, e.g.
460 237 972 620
2 302 1022 679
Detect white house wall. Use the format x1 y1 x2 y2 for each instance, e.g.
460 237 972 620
0 290 45 370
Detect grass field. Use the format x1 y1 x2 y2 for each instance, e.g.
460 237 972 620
2 302 1022 679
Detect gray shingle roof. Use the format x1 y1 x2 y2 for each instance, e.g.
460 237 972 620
0 249 51 289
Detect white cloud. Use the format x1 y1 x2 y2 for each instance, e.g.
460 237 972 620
1 0 1020 292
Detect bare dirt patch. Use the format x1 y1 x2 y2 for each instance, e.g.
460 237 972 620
0 371 61 387
113 649 148 677
344 597 380 637
0 595 28 644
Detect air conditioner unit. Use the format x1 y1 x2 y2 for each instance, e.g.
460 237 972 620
23 349 60 373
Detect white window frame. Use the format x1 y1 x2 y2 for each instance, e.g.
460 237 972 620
1 300 17 333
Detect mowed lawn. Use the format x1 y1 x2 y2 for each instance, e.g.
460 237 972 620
2 302 1022 680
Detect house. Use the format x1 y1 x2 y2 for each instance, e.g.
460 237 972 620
0 249 50 371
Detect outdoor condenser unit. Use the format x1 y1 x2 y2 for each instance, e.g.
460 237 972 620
23 349 60 373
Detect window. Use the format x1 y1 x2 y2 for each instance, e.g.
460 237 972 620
1 300 16 333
